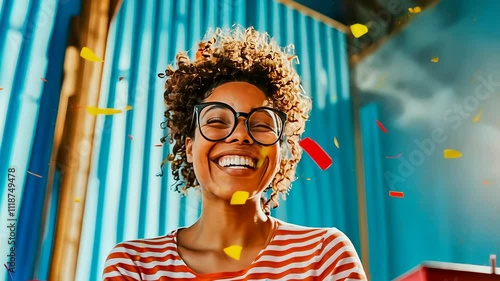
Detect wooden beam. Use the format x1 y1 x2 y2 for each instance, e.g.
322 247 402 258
275 0 349 33
48 0 116 279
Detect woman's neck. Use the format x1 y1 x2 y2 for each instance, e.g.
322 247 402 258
182 200 273 250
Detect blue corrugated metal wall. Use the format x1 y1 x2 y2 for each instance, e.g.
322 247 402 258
76 0 359 280
0 0 80 280
0 0 360 280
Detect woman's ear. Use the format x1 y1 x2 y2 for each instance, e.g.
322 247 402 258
186 137 193 163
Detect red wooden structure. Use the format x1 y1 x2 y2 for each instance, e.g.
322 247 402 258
395 260 499 281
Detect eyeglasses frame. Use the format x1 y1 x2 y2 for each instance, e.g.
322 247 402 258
190 101 288 146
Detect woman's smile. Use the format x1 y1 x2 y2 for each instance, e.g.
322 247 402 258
212 152 267 177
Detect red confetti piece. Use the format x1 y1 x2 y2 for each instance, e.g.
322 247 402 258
385 153 403 159
376 120 388 133
128 134 133 140
299 137 333 170
27 171 43 178
119 76 124 81
0 87 3 91
389 191 404 198
483 180 490 185
154 144 163 147
4 264 14 280
41 78 48 82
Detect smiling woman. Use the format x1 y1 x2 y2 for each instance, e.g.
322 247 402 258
102 26 367 281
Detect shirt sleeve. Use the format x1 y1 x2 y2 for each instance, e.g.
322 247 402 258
102 243 143 281
318 228 368 281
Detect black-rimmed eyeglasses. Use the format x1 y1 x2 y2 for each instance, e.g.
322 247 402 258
190 102 287 146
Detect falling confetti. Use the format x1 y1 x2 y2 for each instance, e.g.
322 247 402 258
431 57 439 63
256 147 269 168
299 137 333 170
27 171 43 178
483 180 490 185
385 153 403 159
408 6 421 13
125 105 133 111
80 47 104 62
334 137 339 149
41 78 48 82
4 264 13 280
223 245 242 260
376 120 388 133
306 178 311 181
75 198 81 202
119 76 124 81
375 73 389 89
86 106 122 115
154 143 163 147
389 191 404 198
0 87 3 91
128 134 133 140
444 149 462 159
473 112 482 123
230 191 249 205
350 23 368 38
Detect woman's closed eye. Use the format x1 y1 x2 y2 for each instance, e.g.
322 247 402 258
205 117 232 126
251 123 277 132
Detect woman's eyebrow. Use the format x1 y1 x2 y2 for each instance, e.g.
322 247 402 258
200 104 227 119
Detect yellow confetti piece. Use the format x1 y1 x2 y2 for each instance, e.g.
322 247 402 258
306 178 311 181
86 106 122 115
223 245 242 260
75 198 81 202
431 57 439 63
230 191 249 205
350 23 368 38
80 47 104 62
334 137 339 149
374 73 389 89
408 6 421 13
473 112 482 123
256 147 269 168
444 149 462 159
125 105 133 111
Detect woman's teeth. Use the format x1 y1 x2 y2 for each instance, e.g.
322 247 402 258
218 155 256 169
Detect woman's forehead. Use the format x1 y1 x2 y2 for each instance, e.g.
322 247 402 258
204 81 273 108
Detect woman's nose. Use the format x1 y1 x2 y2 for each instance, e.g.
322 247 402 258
226 119 253 144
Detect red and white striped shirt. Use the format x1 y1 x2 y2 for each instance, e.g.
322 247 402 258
103 218 367 280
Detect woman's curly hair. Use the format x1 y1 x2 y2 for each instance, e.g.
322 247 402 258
159 26 312 215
